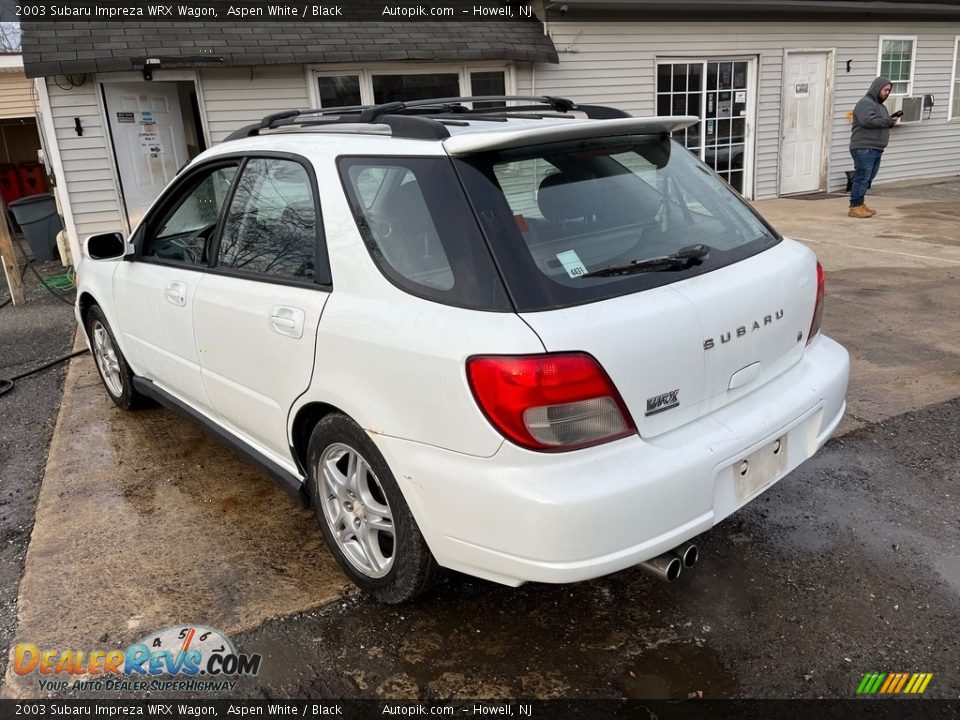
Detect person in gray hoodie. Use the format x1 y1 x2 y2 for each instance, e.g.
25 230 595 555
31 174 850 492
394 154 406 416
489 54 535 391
849 75 902 218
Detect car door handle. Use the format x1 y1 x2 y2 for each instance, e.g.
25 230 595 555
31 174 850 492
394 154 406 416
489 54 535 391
164 281 186 307
269 306 305 339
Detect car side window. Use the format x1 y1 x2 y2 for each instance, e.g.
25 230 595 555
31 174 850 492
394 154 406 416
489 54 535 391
343 164 454 291
147 165 238 265
217 158 317 281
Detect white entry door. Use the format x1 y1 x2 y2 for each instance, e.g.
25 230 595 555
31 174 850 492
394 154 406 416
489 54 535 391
104 82 189 229
780 52 830 195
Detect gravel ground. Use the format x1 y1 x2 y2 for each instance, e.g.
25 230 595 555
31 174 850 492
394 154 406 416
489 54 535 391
0 258 79 689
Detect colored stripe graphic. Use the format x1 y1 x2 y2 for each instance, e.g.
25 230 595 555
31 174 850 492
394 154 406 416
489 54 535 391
857 672 933 695
879 674 897 693
856 674 875 694
903 674 920 694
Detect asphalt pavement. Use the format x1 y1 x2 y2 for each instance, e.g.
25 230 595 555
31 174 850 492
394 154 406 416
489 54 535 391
0 260 78 686
2 179 960 701
234 396 960 699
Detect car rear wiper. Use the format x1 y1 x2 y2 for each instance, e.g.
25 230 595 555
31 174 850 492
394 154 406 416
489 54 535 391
579 244 710 279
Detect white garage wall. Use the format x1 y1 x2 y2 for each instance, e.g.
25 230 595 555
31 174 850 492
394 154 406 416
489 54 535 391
45 77 125 239
199 65 310 143
518 20 960 198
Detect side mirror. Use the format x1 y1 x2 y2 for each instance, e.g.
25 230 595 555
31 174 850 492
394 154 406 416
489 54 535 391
85 232 130 261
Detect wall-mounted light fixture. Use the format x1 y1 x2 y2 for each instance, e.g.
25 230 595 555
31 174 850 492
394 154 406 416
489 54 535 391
142 58 162 81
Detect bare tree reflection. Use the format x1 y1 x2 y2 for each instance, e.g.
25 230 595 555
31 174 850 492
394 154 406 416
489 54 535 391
218 159 316 279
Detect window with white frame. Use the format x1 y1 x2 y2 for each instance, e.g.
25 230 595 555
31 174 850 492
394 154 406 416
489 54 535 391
952 37 960 119
878 37 916 95
312 65 509 108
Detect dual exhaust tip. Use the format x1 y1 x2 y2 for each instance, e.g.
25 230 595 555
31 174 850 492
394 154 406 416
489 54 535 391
637 541 699 582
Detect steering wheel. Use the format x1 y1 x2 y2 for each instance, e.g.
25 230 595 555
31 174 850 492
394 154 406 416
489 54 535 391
175 223 218 263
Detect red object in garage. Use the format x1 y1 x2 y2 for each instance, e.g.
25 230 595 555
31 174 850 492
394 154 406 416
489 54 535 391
17 162 47 197
0 164 22 205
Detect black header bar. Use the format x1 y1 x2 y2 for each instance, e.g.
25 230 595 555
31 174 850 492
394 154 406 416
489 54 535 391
0 699 958 720
3 1 538 22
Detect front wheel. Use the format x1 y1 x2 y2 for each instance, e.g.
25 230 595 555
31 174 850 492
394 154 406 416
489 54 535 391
307 414 441 603
85 304 145 411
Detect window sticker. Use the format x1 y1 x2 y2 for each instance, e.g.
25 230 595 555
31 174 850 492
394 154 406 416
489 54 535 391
556 250 588 278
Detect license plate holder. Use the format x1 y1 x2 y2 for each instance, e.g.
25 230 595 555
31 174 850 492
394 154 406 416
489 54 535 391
733 434 788 504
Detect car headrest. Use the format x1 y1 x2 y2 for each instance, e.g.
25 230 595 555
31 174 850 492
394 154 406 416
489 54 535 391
537 172 600 224
385 182 434 237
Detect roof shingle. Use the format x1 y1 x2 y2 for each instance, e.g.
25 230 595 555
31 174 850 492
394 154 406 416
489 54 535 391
21 21 559 78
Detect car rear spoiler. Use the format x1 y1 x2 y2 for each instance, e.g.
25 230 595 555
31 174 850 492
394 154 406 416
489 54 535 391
442 116 699 156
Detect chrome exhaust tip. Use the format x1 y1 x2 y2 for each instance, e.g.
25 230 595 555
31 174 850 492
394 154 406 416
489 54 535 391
638 553 683 582
671 542 699 569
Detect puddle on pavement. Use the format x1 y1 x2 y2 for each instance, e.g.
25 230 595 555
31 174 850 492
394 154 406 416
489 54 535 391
889 202 960 247
243 569 741 699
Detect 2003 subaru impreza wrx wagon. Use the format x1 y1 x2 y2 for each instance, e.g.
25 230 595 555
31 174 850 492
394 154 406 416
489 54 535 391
77 96 849 603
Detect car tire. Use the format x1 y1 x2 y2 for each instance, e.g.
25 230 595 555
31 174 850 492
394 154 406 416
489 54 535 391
85 304 145 411
307 413 442 603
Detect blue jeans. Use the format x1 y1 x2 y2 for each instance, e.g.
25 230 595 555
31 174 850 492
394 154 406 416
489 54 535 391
849 148 883 207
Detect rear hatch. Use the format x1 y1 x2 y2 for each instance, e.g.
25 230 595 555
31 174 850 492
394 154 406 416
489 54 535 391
453 131 818 437
520 241 817 437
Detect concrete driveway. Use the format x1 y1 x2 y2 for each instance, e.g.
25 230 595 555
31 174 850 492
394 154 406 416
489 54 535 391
3 178 960 699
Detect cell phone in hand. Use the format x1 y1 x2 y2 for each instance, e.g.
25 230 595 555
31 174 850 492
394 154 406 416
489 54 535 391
892 110 904 118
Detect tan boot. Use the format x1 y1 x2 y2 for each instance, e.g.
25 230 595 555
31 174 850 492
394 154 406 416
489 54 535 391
862 204 877 216
848 205 873 218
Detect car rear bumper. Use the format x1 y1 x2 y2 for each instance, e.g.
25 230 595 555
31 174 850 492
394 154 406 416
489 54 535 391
374 334 849 587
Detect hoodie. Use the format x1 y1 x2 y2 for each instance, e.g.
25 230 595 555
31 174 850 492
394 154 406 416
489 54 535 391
850 76 896 150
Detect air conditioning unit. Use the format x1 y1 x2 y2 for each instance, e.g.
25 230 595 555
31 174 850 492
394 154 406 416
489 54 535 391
886 95 924 123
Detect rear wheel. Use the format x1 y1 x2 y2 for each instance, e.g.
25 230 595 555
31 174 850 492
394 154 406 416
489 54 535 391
85 305 145 411
307 414 441 603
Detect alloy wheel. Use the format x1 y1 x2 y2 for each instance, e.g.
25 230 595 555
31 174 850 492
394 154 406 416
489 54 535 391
318 443 396 578
91 320 124 398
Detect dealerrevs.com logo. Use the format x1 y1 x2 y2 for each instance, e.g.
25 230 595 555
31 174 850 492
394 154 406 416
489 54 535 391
13 625 262 693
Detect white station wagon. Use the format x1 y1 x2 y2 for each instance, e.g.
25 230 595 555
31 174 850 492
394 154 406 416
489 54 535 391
78 96 849 603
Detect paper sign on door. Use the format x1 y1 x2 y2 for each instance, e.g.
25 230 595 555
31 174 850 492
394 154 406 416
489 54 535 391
138 126 163 156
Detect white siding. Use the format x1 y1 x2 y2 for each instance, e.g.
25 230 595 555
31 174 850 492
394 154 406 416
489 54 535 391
0 71 36 119
46 77 124 239
519 20 960 198
199 65 310 143
49 66 310 242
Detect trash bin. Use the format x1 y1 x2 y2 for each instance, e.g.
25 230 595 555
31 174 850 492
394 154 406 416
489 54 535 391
8 193 63 262
0 164 22 205
18 162 47 196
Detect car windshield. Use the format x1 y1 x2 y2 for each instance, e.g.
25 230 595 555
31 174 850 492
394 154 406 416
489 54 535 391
454 135 780 311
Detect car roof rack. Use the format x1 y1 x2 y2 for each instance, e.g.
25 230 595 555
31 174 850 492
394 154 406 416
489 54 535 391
224 96 632 142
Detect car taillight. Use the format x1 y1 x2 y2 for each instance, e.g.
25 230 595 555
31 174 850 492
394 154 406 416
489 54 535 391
466 353 636 452
806 261 825 346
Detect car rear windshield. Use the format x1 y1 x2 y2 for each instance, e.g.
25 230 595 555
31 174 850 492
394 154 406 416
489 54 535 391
454 135 781 312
